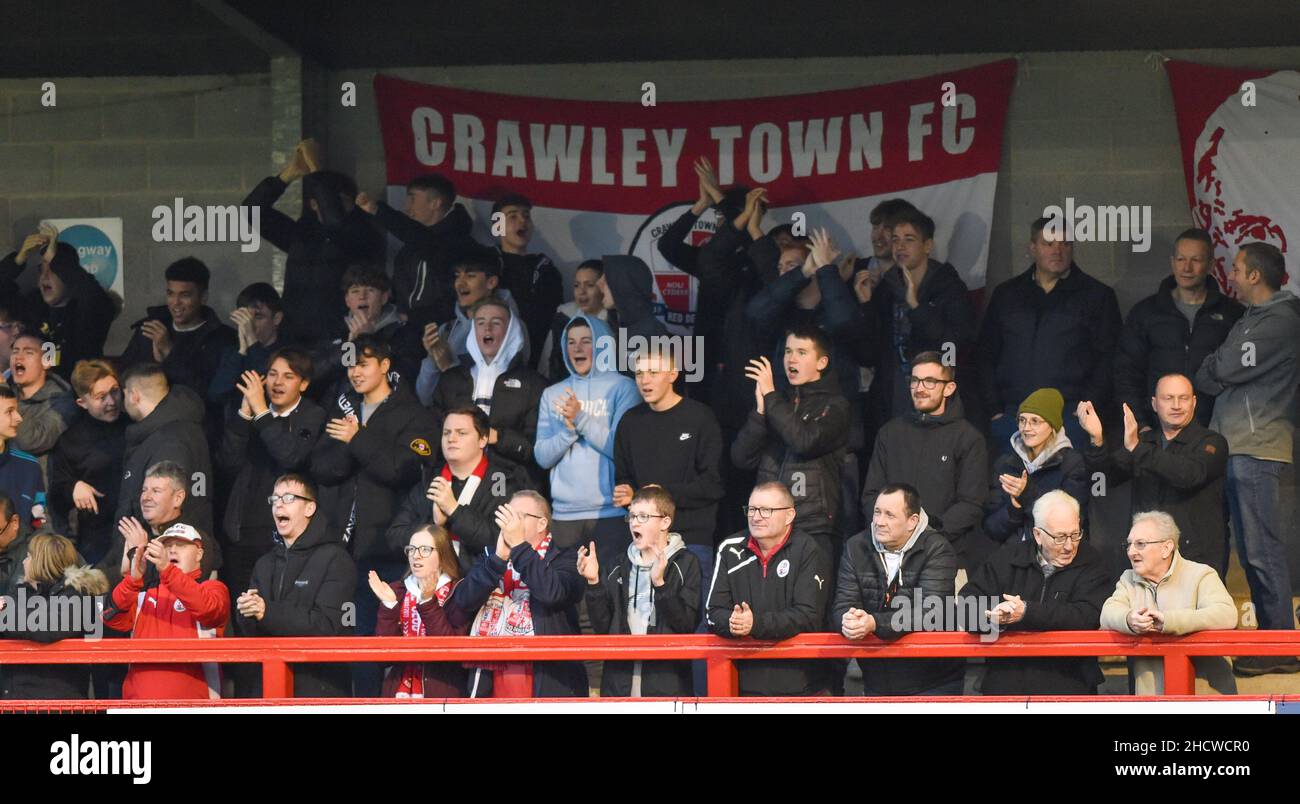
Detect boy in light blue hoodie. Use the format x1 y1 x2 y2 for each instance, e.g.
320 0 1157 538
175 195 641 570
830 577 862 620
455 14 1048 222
535 314 640 568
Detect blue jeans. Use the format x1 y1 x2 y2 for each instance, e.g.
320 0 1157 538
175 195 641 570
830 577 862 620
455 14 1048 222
1226 456 1293 631
687 543 716 696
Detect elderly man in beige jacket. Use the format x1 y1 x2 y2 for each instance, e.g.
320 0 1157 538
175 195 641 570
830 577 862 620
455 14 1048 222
1101 510 1238 694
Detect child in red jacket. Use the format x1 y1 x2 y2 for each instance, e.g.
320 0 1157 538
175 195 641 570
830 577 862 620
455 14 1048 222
105 521 230 700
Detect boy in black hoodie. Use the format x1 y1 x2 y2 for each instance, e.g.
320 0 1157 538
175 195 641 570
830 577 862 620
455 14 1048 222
492 194 561 373
598 254 669 379
731 324 849 562
0 232 116 380
243 139 384 344
310 334 434 695
355 173 476 325
236 473 357 697
310 265 422 401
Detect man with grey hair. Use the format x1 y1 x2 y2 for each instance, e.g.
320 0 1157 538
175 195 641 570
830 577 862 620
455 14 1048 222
961 489 1111 694
1101 510 1238 694
115 461 218 584
1194 241 1300 676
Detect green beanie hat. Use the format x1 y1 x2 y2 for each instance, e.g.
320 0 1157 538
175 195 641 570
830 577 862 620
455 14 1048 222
1018 388 1064 432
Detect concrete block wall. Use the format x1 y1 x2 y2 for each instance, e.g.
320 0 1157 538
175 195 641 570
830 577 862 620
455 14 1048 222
0 75 275 352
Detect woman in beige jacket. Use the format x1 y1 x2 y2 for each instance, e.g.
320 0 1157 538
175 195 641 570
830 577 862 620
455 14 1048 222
1101 510 1238 694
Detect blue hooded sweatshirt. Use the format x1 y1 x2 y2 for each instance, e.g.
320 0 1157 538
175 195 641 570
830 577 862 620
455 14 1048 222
534 314 640 520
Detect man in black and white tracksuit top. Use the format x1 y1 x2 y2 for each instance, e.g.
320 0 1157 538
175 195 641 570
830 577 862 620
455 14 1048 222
707 481 831 696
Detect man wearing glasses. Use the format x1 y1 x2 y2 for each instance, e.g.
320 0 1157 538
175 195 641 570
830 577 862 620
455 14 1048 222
861 350 987 569
706 482 831 696
1101 510 1237 694
235 473 357 698
961 490 1111 695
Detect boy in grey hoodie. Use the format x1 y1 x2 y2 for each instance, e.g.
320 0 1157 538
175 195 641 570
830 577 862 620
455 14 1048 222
1194 242 1300 668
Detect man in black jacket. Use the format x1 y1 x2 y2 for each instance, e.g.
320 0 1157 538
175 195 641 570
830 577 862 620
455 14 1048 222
598 255 670 378
100 363 219 584
492 194 561 373
1077 373 1230 577
385 406 531 571
310 265 423 401
355 173 476 324
960 489 1111 695
1114 228 1244 430
707 482 831 696
235 473 356 698
836 484 965 695
217 347 325 604
310 334 433 696
979 216 1122 454
243 139 384 344
864 207 976 426
0 234 116 380
429 298 545 478
861 351 988 567
118 257 237 445
49 359 126 564
732 325 849 561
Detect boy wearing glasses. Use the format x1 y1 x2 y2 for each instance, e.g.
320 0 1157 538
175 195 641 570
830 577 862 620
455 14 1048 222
235 473 357 698
961 489 1111 695
706 482 831 696
577 486 700 697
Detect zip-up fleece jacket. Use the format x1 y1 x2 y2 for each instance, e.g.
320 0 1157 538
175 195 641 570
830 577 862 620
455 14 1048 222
237 514 358 697
311 385 433 562
731 373 849 540
106 564 230 700
586 535 700 697
960 538 1111 695
534 314 640 521
832 509 964 695
707 526 831 696
1194 289 1300 462
1115 274 1244 429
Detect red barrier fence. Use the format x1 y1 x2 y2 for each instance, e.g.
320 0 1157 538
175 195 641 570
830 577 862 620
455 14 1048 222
1 630 1297 699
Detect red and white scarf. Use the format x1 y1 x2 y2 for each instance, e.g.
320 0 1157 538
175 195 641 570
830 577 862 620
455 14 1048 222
441 456 489 552
394 573 454 699
470 535 552 644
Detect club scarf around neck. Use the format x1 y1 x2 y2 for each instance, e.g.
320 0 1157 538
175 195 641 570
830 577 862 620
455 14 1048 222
394 573 455 698
440 455 489 548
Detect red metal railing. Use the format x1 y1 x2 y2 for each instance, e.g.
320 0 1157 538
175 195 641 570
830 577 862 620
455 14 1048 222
0 630 1296 699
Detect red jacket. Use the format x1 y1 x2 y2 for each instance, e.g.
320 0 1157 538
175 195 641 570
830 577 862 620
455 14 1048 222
106 564 230 700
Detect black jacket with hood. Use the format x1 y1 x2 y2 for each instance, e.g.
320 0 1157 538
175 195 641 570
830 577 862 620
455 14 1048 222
732 373 850 539
120 305 238 409
428 308 546 475
0 243 117 380
706 526 831 696
310 385 434 562
101 386 220 584
602 255 669 377
0 564 110 700
243 174 385 344
1114 275 1245 429
861 395 987 562
832 510 965 695
372 201 476 322
586 534 701 697
237 513 358 698
49 413 126 564
984 428 1090 544
960 538 1111 695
